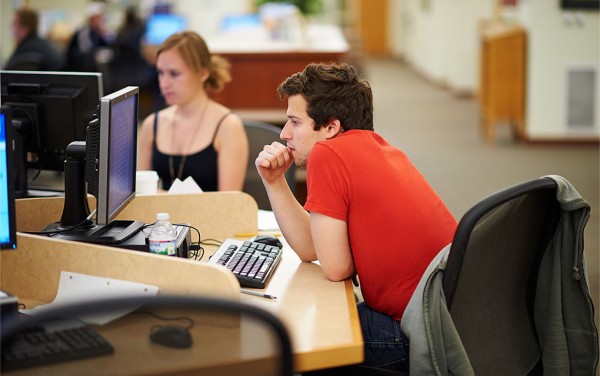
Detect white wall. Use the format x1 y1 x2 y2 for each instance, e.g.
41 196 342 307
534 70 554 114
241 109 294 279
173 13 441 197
387 0 599 139
389 0 493 94
521 1 599 139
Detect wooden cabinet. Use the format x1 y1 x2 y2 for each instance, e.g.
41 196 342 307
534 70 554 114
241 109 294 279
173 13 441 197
479 23 526 143
210 50 346 110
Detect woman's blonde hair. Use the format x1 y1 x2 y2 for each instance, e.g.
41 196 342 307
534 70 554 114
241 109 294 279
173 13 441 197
157 31 231 93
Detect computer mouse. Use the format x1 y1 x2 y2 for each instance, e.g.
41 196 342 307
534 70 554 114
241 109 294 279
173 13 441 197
252 234 283 249
149 325 192 349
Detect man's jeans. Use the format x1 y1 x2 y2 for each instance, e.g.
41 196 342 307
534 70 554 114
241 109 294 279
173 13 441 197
357 302 410 372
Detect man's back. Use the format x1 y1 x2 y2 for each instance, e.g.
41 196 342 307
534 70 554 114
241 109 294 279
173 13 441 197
304 130 457 319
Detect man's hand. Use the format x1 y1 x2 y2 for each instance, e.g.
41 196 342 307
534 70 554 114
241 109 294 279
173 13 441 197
255 141 293 185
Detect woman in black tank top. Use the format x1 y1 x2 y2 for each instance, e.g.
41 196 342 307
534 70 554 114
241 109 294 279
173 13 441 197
137 31 248 191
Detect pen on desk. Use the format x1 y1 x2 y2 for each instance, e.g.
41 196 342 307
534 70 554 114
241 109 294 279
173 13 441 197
241 289 277 300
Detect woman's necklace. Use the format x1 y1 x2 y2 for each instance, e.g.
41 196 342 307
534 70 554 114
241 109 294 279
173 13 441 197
168 99 210 182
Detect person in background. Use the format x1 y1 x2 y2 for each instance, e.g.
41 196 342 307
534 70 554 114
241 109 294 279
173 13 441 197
4 7 64 71
137 31 248 192
64 1 108 72
107 6 154 94
255 62 458 373
114 6 145 52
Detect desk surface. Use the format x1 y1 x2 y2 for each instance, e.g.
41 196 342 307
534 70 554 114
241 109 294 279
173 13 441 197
217 240 363 371
3 192 363 373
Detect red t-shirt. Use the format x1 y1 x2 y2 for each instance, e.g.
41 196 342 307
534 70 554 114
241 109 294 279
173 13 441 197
304 130 457 320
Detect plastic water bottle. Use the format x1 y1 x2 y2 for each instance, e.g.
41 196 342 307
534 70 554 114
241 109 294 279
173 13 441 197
148 213 177 256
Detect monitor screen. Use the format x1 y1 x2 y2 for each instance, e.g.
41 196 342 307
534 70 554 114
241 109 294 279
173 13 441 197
0 70 102 194
93 86 139 226
144 14 186 45
0 106 17 250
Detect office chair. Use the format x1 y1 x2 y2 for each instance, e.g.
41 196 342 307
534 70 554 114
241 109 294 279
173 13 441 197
243 120 296 210
439 175 598 375
1 294 294 375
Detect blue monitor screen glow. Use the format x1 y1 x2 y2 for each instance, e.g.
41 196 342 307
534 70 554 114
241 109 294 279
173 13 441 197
0 106 17 250
145 14 186 45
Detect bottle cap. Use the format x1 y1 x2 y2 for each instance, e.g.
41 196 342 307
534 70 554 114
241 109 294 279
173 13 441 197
156 213 169 221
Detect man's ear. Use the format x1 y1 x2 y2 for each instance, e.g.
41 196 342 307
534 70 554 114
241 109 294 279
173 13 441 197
325 118 343 139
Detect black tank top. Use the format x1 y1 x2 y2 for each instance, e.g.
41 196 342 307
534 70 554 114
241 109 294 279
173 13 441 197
151 112 230 191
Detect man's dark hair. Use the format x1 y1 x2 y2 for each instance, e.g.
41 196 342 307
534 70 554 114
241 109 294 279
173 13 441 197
277 63 374 131
15 8 39 37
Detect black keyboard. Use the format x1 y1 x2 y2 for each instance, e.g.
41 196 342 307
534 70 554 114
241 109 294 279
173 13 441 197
209 239 283 289
1 319 114 371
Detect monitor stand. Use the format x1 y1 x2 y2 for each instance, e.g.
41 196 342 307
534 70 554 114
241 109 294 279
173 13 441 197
42 220 146 244
41 221 190 258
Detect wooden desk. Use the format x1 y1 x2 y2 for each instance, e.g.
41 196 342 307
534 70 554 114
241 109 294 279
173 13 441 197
1 192 363 373
479 22 526 143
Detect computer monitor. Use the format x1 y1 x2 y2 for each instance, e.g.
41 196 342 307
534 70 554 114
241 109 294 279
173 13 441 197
144 14 186 45
0 70 103 195
88 86 139 226
0 106 17 250
42 86 144 244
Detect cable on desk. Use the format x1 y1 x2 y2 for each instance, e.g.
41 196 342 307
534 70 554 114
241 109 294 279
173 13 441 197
200 238 222 247
24 209 97 236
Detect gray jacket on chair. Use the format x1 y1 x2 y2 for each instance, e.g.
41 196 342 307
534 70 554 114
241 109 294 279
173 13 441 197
534 175 598 375
402 175 598 376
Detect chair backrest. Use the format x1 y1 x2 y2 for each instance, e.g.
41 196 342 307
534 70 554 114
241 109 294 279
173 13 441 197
442 177 560 376
243 120 296 210
1 295 294 375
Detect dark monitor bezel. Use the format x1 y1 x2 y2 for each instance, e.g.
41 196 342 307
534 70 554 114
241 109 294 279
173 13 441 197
0 105 17 250
0 70 102 170
96 86 139 226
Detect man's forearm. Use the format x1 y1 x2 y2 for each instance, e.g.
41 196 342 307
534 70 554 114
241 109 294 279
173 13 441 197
265 177 317 261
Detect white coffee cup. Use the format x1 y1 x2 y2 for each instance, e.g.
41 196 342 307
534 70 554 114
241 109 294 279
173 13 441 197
136 170 159 195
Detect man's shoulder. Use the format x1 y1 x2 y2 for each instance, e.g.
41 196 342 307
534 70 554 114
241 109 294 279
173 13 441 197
318 130 385 150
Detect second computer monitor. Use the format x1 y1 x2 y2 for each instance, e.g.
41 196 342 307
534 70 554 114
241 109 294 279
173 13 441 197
0 70 103 172
88 86 139 226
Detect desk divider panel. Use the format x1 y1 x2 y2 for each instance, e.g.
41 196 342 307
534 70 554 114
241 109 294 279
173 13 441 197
0 234 241 305
7 191 259 304
15 196 82 233
15 191 258 240
117 191 258 241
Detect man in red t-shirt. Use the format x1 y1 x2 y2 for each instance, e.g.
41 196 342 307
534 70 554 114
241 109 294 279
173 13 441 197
256 63 457 373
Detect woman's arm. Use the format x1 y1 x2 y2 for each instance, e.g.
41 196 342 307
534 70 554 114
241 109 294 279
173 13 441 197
215 114 249 191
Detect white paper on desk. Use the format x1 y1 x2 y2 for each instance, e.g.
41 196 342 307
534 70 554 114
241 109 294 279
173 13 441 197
22 271 159 325
258 210 280 231
168 176 203 194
